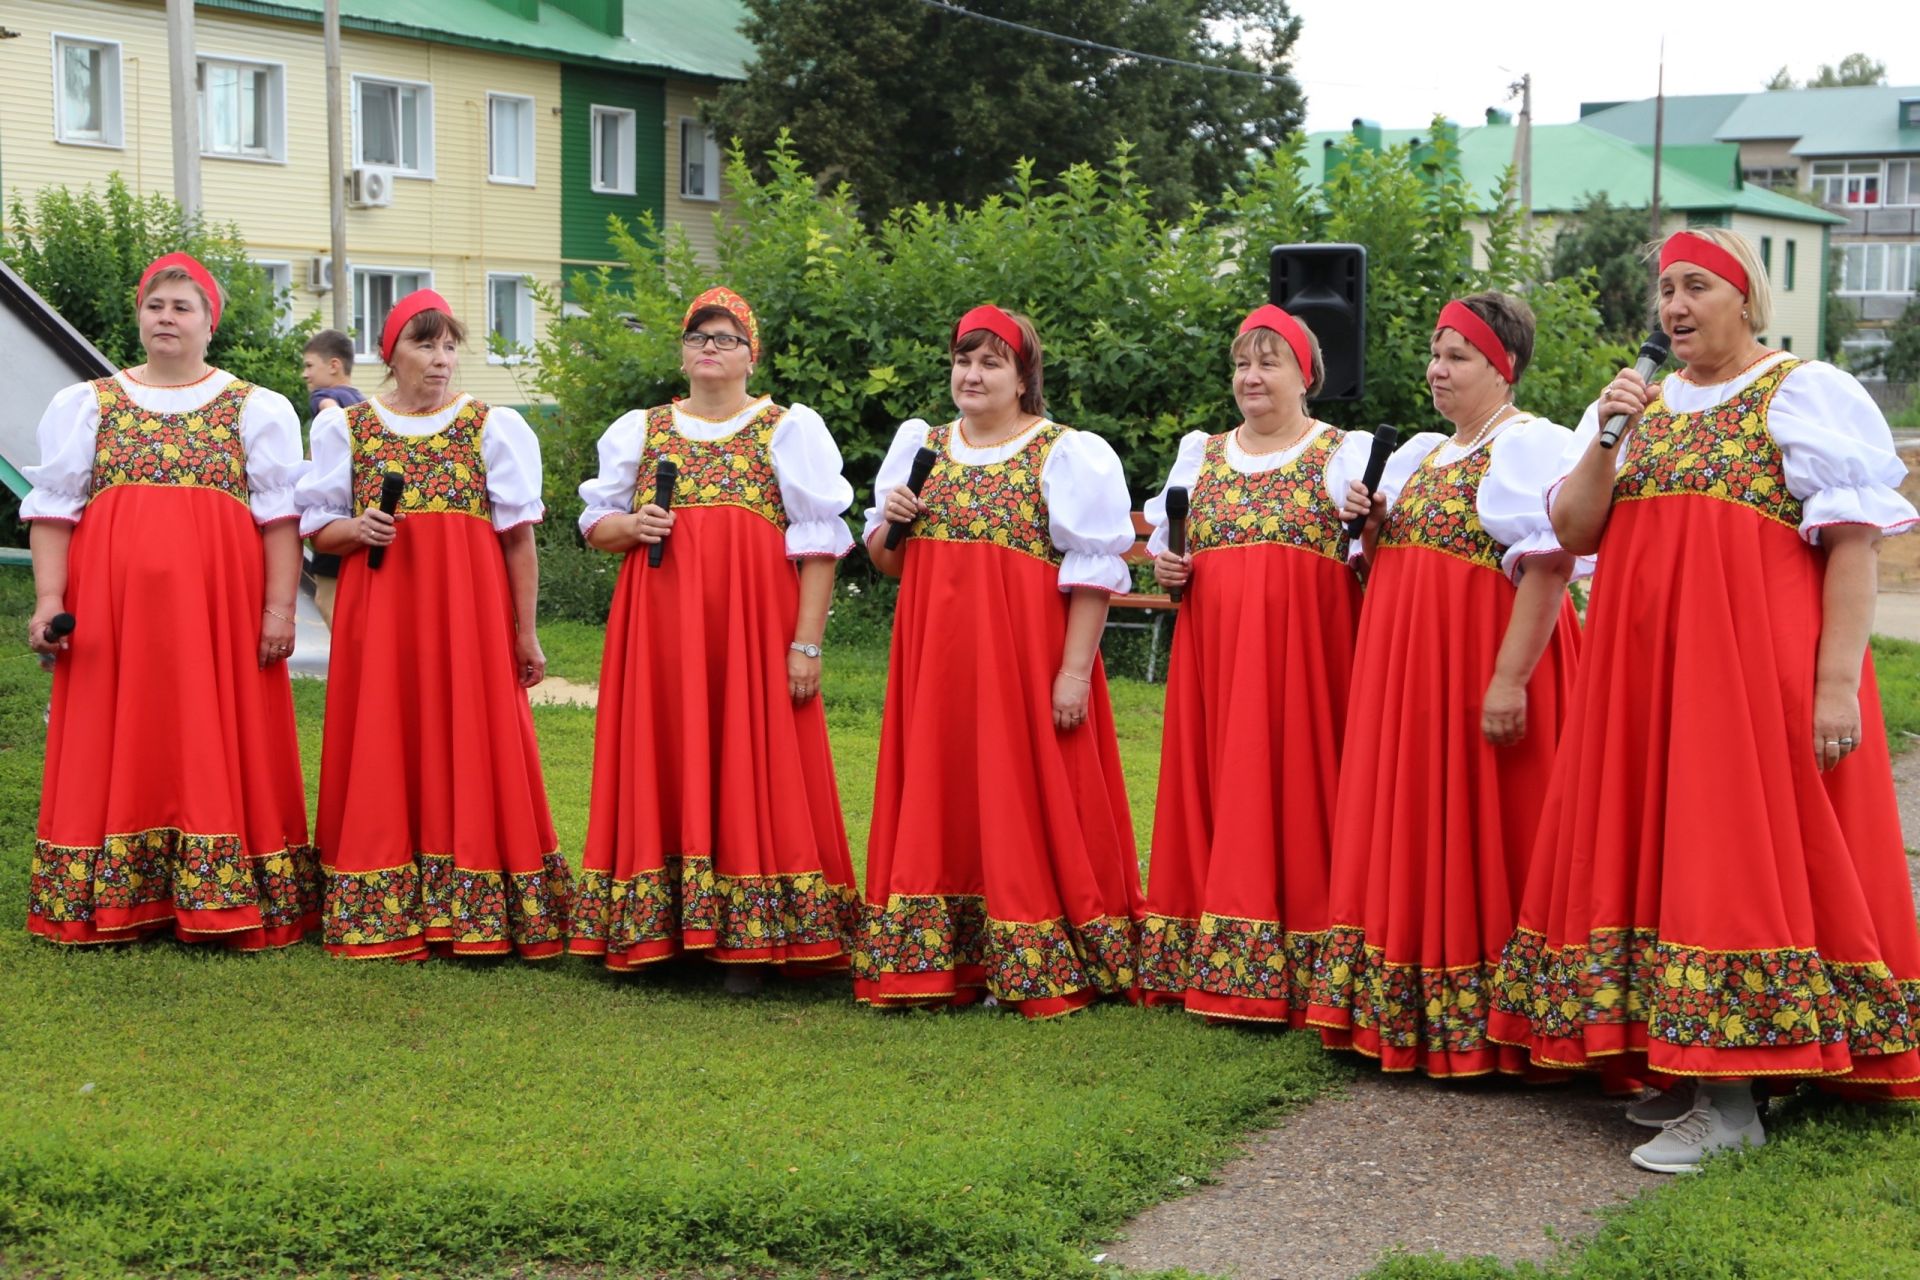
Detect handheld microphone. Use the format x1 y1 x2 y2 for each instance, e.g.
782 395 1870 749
1344 425 1401 540
883 446 939 551
1164 486 1189 604
37 611 75 671
367 467 405 570
1598 330 1672 451
646 460 679 569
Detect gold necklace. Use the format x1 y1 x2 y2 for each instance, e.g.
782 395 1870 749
675 394 765 424
1236 419 1316 457
958 415 1041 450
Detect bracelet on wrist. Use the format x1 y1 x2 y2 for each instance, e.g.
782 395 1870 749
263 605 293 624
1057 668 1090 685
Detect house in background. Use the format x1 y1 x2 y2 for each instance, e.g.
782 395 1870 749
1302 117 1843 356
0 0 751 412
1583 84 1920 373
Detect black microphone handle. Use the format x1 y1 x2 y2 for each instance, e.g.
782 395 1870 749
367 469 406 571
43 612 75 644
647 461 679 569
1165 486 1189 605
1344 425 1401 541
1599 332 1673 451
884 445 939 551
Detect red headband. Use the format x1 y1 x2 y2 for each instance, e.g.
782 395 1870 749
1238 305 1315 385
953 304 1025 361
683 286 760 360
137 252 223 332
1658 231 1751 298
1435 300 1515 384
380 288 455 364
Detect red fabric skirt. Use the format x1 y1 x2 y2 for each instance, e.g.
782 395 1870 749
568 506 857 970
1141 542 1361 1023
29 486 316 949
315 513 567 960
856 540 1143 1019
1488 497 1920 1096
1308 545 1581 1075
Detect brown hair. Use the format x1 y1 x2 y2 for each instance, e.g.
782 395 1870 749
304 328 355 371
1453 291 1536 381
381 309 467 385
1229 322 1326 407
684 305 748 338
952 311 1045 416
140 264 226 324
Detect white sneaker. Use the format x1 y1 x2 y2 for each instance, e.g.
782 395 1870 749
1626 1081 1699 1129
1629 1099 1766 1174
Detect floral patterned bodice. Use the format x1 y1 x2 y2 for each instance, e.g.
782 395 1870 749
1378 439 1505 574
1612 358 1803 529
634 402 788 528
1188 428 1349 562
349 399 492 520
89 376 252 505
916 419 1064 564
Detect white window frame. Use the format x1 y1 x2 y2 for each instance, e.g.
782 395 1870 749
679 116 720 202
352 74 435 178
590 105 635 195
252 260 295 333
352 266 435 362
198 54 287 163
487 91 536 186
1886 159 1917 208
1810 159 1883 207
486 273 536 365
52 34 124 148
1838 242 1920 296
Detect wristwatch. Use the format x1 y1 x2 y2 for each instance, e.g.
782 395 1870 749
790 641 822 659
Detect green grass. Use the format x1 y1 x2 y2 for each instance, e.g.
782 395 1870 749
1872 634 1920 748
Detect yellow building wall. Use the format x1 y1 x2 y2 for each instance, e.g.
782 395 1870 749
0 0 560 405
663 78 734 266
1728 214 1825 356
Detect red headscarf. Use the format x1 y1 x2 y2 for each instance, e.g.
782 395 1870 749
1658 231 1751 298
683 286 760 360
137 252 223 332
380 288 455 364
1434 300 1515 384
952 304 1025 361
1238 304 1315 384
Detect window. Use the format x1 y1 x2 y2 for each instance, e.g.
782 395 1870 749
590 106 634 195
1759 236 1772 273
53 35 123 146
1780 336 1792 352
1810 160 1881 206
1904 100 1920 129
352 267 432 359
1888 160 1917 207
680 117 719 201
353 76 433 176
1784 239 1796 290
487 273 535 363
1838 243 1920 295
1742 166 1797 191
488 93 535 184
199 58 284 161
253 261 294 333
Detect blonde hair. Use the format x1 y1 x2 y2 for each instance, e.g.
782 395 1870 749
1229 322 1326 397
141 264 226 322
1649 227 1772 336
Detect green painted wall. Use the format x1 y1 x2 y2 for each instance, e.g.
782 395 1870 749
560 66 665 267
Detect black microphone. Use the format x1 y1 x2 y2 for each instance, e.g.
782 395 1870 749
1598 330 1673 451
367 467 405 570
1344 425 1400 540
883 446 938 551
43 612 75 646
1165 486 1189 604
646 460 679 569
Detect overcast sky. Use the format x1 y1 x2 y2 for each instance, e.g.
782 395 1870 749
1286 0 1920 134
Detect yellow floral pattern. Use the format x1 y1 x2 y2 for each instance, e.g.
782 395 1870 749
1612 359 1803 528
322 852 572 951
30 830 318 929
348 400 491 520
635 402 788 527
88 376 254 506
1309 925 1500 1054
854 893 1137 1001
1139 913 1323 1009
1188 430 1350 561
914 420 1064 564
570 857 858 955
1378 443 1505 574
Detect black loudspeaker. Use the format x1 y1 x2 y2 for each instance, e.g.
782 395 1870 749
1269 243 1367 401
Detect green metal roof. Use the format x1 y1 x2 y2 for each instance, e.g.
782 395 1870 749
1302 121 1844 226
1581 85 1920 159
1580 93 1747 148
202 0 752 80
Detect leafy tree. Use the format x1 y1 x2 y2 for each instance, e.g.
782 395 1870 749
1765 66 1795 91
1550 196 1654 343
1823 250 1859 363
1875 300 1920 382
706 0 1304 221
1767 53 1888 89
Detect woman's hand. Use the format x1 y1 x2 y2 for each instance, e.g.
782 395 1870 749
353 508 397 548
1053 669 1092 731
1596 367 1655 445
1336 478 1377 527
1813 676 1862 772
788 647 821 702
1153 550 1191 591
1482 674 1527 746
630 503 675 546
258 605 295 668
515 629 547 689
880 484 923 528
27 596 68 655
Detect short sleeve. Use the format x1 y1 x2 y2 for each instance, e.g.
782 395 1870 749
770 404 856 558
240 388 306 525
1323 428 1377 506
1042 429 1135 594
1480 418 1590 583
1378 432 1446 510
577 410 647 538
295 404 355 538
1768 362 1918 542
482 405 545 531
860 419 934 542
19 382 101 523
1142 431 1208 556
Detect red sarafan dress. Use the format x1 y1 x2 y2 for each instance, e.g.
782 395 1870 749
568 398 860 970
1490 354 1920 1097
856 416 1143 1019
1137 425 1370 1024
21 370 317 948
1307 415 1584 1076
298 394 568 960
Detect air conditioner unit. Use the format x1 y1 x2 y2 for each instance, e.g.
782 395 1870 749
349 166 394 208
306 256 336 293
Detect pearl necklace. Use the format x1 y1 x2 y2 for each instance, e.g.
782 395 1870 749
1453 401 1514 452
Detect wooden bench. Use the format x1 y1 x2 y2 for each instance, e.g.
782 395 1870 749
1105 512 1179 682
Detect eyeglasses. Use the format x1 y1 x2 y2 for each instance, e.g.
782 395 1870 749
681 331 748 351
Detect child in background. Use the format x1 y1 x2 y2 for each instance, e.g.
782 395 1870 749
300 330 366 624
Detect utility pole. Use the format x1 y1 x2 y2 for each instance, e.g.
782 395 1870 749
325 0 349 332
166 0 201 219
1509 73 1532 213
1650 42 1666 246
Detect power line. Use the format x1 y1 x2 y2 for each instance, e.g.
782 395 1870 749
910 0 1295 86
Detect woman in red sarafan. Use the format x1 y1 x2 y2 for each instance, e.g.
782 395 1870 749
857 305 1143 1019
1137 305 1374 1025
1307 291 1585 1077
23 252 317 948
1489 229 1920 1174
298 289 568 960
568 287 860 988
